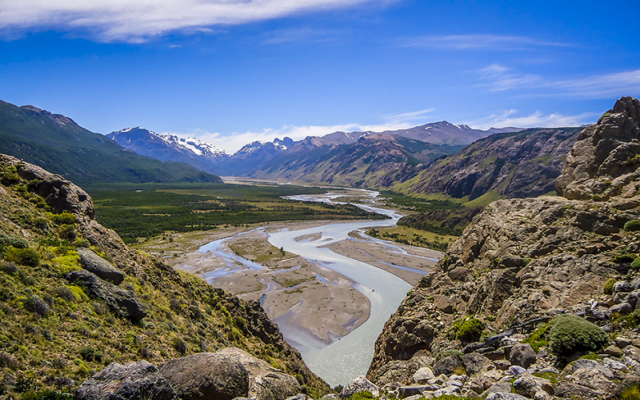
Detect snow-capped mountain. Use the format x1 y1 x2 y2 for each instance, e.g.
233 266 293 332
107 127 228 175
160 134 227 159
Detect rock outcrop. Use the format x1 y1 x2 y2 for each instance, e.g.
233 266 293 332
77 247 126 284
366 97 640 399
66 269 148 322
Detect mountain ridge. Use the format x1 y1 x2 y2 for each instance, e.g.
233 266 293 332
0 100 222 184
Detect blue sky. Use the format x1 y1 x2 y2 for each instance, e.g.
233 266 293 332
1 0 639 153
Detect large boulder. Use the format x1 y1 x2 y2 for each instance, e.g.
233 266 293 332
77 247 126 285
509 343 537 369
433 355 462 377
340 376 379 399
462 352 491 375
159 352 249 400
214 347 300 400
76 361 176 400
66 270 147 322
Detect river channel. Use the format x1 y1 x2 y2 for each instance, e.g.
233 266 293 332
197 190 415 386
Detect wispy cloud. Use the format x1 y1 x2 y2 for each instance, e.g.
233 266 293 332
398 34 570 51
476 64 640 98
467 109 596 130
477 64 542 91
0 0 392 42
383 108 435 123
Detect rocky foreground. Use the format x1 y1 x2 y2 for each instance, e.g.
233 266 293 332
352 97 640 399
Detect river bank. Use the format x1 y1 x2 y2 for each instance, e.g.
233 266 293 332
135 189 445 386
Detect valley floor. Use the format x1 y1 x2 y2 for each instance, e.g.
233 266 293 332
135 217 442 346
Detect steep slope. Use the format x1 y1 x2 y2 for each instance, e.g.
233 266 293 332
0 101 221 184
251 135 462 187
107 127 228 175
366 97 640 398
389 127 581 203
0 155 326 396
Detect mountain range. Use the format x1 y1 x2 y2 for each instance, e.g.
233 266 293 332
107 121 526 184
0 101 222 184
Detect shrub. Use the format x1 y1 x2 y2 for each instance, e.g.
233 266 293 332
19 390 73 400
1 261 18 274
0 234 28 250
632 258 640 270
3 247 40 267
455 318 485 342
79 347 103 363
232 316 246 331
523 324 549 352
172 338 187 355
621 383 640 400
23 295 50 317
604 278 616 295
624 220 640 232
50 212 77 225
435 349 464 362
548 314 608 356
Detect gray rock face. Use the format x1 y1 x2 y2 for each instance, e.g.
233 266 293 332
340 376 379 399
77 247 125 285
159 352 249 400
66 270 147 322
509 343 537 369
557 96 640 200
433 356 462 377
462 353 491 375
76 361 177 400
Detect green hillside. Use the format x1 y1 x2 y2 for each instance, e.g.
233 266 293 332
0 101 221 184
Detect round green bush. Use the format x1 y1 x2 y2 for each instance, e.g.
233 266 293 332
456 318 485 342
548 314 608 356
632 258 640 270
603 278 616 295
624 219 640 232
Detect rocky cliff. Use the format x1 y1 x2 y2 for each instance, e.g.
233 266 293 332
0 155 327 398
365 97 640 399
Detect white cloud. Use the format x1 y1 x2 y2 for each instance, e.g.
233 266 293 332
551 70 640 98
399 34 570 51
0 0 394 42
477 64 640 98
167 106 435 153
168 118 430 154
467 109 596 130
